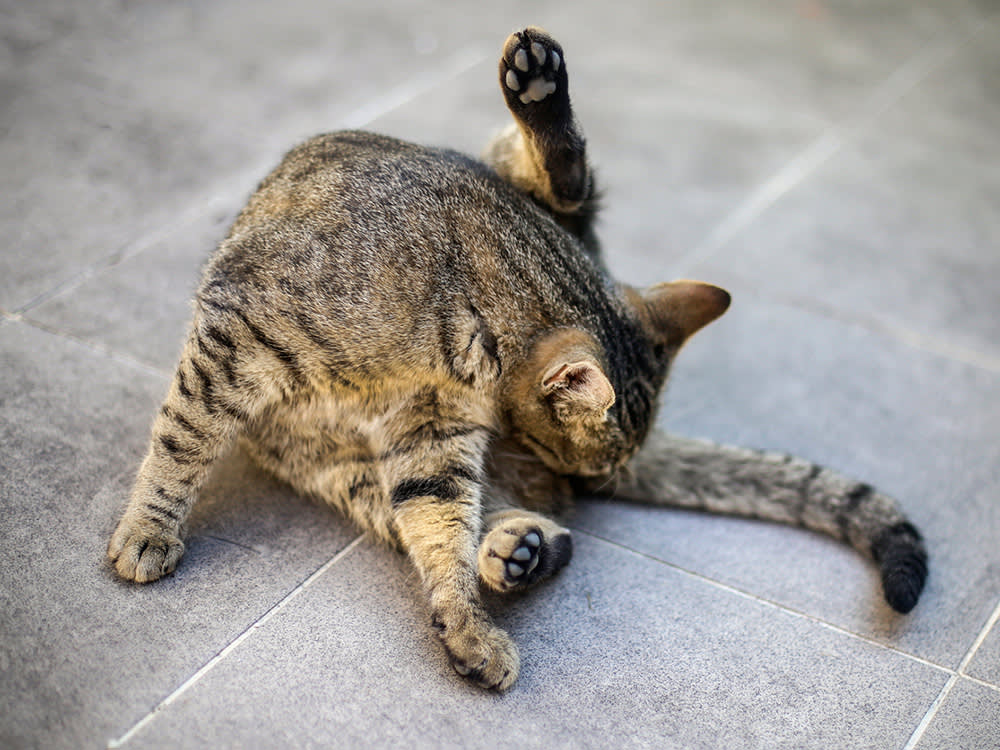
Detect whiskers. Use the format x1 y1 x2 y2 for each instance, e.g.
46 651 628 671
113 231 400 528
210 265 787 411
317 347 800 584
589 467 623 496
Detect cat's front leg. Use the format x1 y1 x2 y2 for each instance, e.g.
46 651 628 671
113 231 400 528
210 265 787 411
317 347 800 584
388 441 519 690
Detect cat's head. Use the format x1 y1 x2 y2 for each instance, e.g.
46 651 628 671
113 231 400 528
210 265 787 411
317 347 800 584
504 280 730 477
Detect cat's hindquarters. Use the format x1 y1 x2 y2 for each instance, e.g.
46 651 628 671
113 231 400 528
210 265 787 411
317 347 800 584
602 430 928 613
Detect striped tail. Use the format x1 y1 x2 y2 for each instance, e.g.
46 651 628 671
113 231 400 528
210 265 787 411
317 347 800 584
601 430 928 613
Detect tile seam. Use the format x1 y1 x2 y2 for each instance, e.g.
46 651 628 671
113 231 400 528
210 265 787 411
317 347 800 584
957 595 1000 678
106 534 365 749
900 674 959 750
10 312 172 380
671 27 966 278
17 44 488 318
900 596 1000 748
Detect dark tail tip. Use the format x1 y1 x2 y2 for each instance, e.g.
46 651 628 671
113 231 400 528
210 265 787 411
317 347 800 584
872 522 928 614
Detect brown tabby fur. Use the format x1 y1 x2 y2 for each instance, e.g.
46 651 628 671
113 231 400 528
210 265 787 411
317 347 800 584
109 28 927 691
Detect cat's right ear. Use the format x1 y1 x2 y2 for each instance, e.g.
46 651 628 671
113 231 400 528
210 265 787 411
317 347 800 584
541 357 615 418
636 280 731 348
514 328 616 421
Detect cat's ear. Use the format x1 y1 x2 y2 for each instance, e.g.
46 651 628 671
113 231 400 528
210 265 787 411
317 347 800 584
541 358 615 417
639 280 730 346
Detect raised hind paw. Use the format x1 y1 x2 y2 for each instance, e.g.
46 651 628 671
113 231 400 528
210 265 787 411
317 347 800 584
107 515 184 583
478 516 573 592
500 27 570 121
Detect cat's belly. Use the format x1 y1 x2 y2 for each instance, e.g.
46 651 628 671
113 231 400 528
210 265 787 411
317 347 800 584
239 378 498 535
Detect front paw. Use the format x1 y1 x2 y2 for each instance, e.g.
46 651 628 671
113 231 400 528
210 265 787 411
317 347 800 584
107 516 184 583
438 618 520 691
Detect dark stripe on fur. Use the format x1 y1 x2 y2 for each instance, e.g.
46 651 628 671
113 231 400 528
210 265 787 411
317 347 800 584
154 486 186 509
399 421 488 446
190 358 215 412
161 406 207 441
839 482 874 540
157 434 195 464
348 477 377 500
177 369 192 399
233 308 307 386
145 501 181 524
289 309 364 389
205 325 237 352
196 329 237 385
391 464 480 507
391 476 460 507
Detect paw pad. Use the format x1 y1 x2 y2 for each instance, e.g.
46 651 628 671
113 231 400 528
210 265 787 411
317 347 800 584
502 30 563 105
504 531 541 581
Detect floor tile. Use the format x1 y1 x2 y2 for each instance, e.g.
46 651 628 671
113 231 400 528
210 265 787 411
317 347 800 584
0 0 535 312
966 603 1000 687
573 293 1000 669
115 534 946 750
25 205 240 375
913 678 1000 750
0 323 358 748
3 0 998 746
694 19 1000 362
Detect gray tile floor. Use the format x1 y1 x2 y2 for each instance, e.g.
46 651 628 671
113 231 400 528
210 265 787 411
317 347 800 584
2 1 998 748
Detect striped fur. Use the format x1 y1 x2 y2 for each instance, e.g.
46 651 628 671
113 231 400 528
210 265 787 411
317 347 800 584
109 27 926 692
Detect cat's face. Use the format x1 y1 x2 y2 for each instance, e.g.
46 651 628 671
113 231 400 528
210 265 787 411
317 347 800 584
505 280 730 478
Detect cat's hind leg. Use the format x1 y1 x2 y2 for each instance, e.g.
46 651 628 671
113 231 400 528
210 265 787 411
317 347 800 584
484 28 594 217
108 307 290 582
478 509 572 592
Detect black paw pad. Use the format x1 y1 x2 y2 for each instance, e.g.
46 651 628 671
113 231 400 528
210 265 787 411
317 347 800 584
504 530 541 583
501 29 570 118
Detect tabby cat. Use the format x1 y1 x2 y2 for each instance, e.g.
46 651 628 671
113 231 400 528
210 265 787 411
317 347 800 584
108 28 927 691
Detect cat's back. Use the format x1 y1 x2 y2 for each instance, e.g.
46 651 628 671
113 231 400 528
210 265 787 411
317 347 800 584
199 131 609 373
232 131 517 250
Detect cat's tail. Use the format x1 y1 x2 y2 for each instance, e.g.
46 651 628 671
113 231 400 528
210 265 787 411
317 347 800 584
599 430 928 613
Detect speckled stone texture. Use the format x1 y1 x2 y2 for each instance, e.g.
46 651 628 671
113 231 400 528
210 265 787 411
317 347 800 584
2 1 998 748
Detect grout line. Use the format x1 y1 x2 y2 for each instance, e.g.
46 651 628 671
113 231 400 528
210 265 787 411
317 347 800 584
107 535 364 749
9 311 172 380
15 44 489 368
673 131 841 275
576 527 1000 746
333 45 487 131
901 596 1000 749
571 526 1000 691
958 596 1000 676
900 673 960 750
14 193 232 316
671 30 963 278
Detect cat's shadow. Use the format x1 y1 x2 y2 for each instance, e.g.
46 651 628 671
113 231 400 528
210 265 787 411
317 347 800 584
186 446 356 556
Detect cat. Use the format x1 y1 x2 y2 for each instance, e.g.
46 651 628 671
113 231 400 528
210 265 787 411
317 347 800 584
108 27 927 691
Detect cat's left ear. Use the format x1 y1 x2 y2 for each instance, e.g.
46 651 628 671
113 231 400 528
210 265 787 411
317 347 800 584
637 280 731 347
